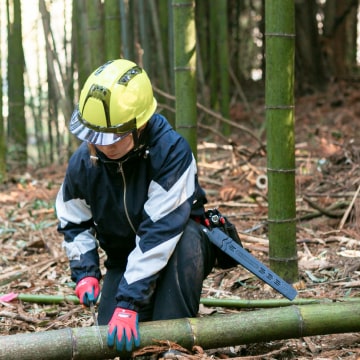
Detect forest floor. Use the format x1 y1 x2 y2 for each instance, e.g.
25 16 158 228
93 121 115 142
0 80 360 359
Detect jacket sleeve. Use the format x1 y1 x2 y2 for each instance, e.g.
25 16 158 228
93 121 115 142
116 136 198 310
56 174 101 283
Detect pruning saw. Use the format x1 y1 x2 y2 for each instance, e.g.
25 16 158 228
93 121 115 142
201 209 298 301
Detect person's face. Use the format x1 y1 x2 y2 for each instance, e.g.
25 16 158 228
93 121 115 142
95 132 134 159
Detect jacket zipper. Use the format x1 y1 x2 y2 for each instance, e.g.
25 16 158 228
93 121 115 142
118 162 137 234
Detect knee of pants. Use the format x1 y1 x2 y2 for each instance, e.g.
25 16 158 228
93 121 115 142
150 220 215 320
169 219 215 280
144 221 215 321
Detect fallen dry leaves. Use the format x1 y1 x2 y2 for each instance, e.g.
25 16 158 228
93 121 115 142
1 82 360 359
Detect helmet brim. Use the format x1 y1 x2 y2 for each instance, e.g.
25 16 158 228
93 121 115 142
69 108 131 146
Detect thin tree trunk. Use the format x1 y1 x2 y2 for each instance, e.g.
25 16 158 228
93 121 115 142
73 0 92 87
119 0 131 59
208 2 218 112
158 0 170 73
148 0 172 122
7 0 26 171
323 0 357 78
215 0 230 135
24 71 45 165
265 0 298 282
47 67 55 163
0 3 6 182
1 302 360 360
295 0 327 92
87 0 104 69
172 0 197 157
39 0 73 163
138 0 150 69
104 0 120 60
33 32 47 165
195 1 209 109
62 0 74 163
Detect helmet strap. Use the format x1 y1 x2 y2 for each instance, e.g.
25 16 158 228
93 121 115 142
132 128 139 149
87 143 99 166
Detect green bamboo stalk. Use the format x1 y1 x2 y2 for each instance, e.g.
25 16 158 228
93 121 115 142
104 0 121 60
119 0 131 59
87 0 104 68
138 0 150 70
265 0 298 282
1 303 360 360
215 0 230 135
7 0 27 171
0 5 6 183
0 293 80 304
2 293 360 308
172 0 197 157
200 297 360 308
73 0 92 87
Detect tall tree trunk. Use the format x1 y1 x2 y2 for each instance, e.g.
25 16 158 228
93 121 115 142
73 0 92 88
150 0 170 89
62 0 74 163
265 0 298 283
215 0 230 135
172 0 197 157
104 0 120 60
24 64 46 166
0 3 5 182
138 0 150 69
208 2 218 112
323 0 358 78
39 0 73 162
295 0 327 92
47 66 55 164
87 0 104 69
195 1 209 108
158 0 170 75
119 0 132 60
30 29 46 165
148 0 172 123
7 0 26 171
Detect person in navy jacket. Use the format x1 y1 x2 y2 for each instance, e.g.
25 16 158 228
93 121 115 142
55 59 215 353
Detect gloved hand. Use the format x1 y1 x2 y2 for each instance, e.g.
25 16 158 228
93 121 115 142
75 276 100 307
107 307 140 352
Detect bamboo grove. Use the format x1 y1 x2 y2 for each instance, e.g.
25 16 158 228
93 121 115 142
1 0 359 172
1 0 359 283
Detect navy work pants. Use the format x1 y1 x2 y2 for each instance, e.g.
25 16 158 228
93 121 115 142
98 219 215 324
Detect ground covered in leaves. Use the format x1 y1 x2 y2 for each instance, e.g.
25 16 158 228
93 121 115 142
1 82 360 359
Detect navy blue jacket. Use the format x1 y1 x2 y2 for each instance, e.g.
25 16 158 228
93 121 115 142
56 114 206 311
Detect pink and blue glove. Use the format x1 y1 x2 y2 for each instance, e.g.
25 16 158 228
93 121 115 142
107 307 140 352
75 276 100 307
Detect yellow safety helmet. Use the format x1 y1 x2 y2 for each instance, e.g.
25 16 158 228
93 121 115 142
69 59 157 145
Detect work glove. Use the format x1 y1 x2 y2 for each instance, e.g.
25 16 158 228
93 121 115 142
107 307 140 352
75 276 100 307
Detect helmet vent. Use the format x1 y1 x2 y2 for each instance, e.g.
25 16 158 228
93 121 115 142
94 60 114 75
88 84 109 101
118 66 142 86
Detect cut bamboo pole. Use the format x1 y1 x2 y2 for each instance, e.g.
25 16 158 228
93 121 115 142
2 293 360 308
1 302 360 360
200 297 360 308
0 293 80 304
